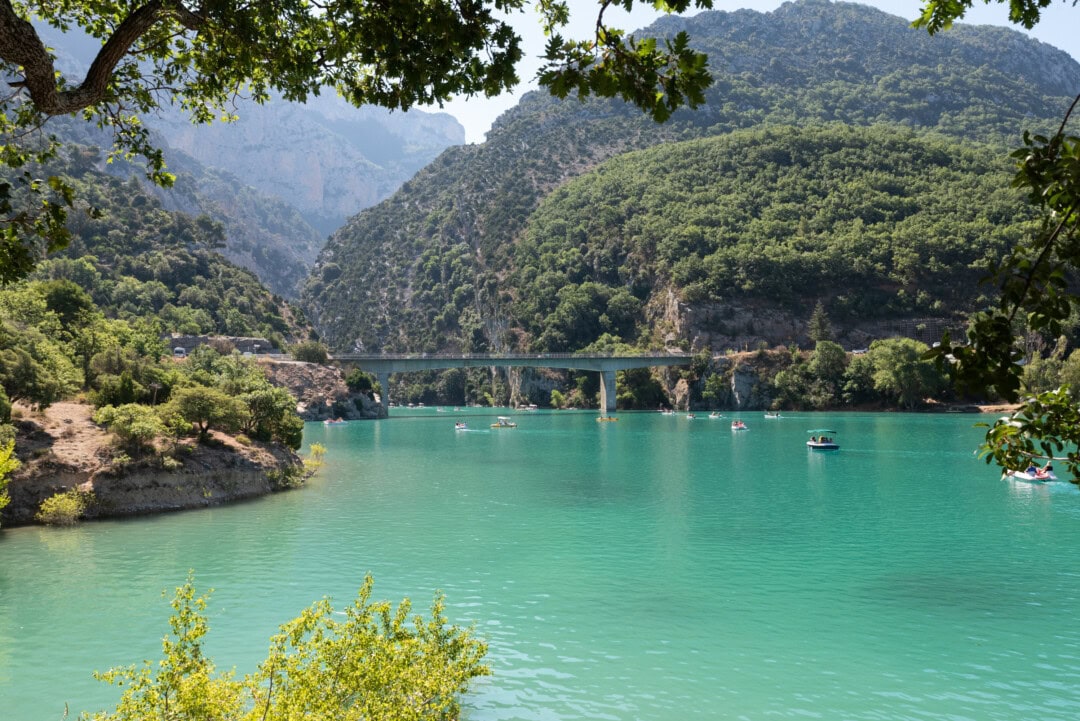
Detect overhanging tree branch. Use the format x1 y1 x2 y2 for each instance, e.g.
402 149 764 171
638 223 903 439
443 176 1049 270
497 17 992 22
0 0 205 116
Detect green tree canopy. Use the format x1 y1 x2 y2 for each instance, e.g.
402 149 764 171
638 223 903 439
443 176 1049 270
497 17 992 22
0 319 81 408
914 0 1064 33
290 340 329 364
241 387 303 450
0 438 17 525
807 301 833 343
912 0 1080 478
165 385 246 440
93 402 169 452
868 337 946 410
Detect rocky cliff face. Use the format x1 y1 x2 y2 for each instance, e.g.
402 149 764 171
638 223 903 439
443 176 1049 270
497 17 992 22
150 95 465 236
259 359 384 420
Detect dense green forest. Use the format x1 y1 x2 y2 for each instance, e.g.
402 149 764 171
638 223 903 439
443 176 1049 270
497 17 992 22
302 0 1078 355
306 124 1037 356
0 272 309 525
512 125 1035 351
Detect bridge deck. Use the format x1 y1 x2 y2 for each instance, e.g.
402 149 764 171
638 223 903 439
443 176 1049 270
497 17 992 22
333 352 693 373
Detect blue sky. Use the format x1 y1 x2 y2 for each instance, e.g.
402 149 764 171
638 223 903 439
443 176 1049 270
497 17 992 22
432 0 1080 144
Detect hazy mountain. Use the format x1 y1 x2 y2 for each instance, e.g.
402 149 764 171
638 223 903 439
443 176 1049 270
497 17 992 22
38 23 464 297
147 95 464 237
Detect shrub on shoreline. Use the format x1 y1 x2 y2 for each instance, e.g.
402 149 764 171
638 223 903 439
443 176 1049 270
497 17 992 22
36 489 92 526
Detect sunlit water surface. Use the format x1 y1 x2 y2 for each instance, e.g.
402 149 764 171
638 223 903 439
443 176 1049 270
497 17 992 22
3 411 1080 720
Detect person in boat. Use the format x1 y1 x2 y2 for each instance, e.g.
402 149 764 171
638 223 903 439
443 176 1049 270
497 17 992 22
810 436 818 443
1025 461 1039 475
1037 462 1054 478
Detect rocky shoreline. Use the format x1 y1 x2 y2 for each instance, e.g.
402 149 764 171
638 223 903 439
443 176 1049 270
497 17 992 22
259 358 384 421
2 358 386 527
2 400 305 528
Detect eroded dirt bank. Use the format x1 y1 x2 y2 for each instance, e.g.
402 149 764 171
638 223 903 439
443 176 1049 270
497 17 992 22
3 401 302 527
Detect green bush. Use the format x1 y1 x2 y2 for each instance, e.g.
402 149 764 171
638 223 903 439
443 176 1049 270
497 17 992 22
290 341 329 364
303 443 327 477
1 438 18 523
89 574 488 721
344 369 374 393
165 386 247 440
93 403 167 452
160 455 183 471
36 489 91 526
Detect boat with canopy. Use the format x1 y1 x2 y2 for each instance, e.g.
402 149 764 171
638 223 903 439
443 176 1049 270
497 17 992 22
807 429 839 450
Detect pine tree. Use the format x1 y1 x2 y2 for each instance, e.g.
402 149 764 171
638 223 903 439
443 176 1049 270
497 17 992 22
808 301 833 343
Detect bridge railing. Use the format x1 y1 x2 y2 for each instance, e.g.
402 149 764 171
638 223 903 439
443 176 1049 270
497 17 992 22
332 352 692 360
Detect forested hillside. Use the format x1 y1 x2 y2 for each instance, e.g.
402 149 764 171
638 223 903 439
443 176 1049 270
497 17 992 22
42 24 465 298
303 0 1078 353
513 125 1033 351
15 146 307 346
54 118 326 300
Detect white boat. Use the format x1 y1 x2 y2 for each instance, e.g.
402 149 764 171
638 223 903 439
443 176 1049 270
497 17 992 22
709 412 723 419
764 411 782 419
323 418 347 425
491 416 518 428
731 420 747 431
455 422 468 431
1004 469 1056 482
807 429 839 450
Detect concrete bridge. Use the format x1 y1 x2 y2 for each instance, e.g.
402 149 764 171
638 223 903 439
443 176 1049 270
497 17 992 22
332 352 693 416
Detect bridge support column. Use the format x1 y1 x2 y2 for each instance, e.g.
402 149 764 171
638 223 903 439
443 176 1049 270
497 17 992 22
599 369 617 415
377 372 391 417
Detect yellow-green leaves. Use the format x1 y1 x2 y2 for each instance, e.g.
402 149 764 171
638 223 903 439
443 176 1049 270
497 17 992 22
87 575 245 721
249 576 489 721
0 438 18 521
85 573 489 721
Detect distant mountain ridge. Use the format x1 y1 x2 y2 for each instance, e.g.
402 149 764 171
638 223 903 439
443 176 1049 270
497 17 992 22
38 23 464 297
302 0 1079 353
148 94 464 237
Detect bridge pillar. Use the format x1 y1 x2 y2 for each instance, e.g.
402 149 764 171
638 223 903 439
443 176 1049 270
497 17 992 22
599 369 617 415
377 372 391 417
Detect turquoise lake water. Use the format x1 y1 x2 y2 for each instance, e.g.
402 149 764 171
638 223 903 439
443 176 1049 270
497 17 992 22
3 411 1080 720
